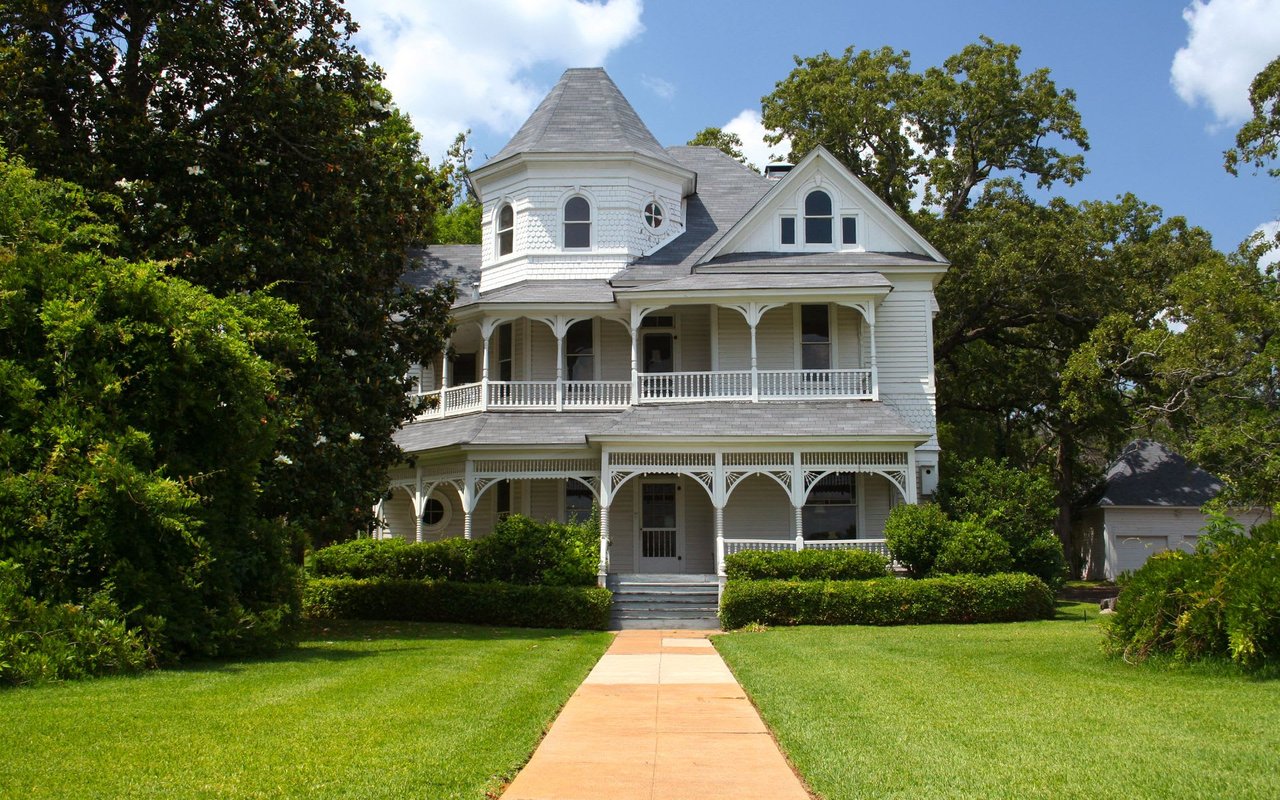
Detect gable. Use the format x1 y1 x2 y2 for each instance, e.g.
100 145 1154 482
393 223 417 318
701 147 946 264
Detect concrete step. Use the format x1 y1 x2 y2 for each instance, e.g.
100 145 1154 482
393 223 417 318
612 605 719 617
609 616 721 630
608 573 718 585
610 589 718 601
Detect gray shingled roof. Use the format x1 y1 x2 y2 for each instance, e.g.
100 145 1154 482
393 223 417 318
482 68 683 170
698 251 943 270
1089 440 1223 508
616 272 891 295
612 146 773 283
402 245 481 292
395 401 926 454
455 280 617 308
594 401 925 440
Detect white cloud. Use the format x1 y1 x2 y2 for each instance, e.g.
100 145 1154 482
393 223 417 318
345 0 644 158
1255 220 1280 270
640 74 676 99
1171 0 1280 126
722 109 790 170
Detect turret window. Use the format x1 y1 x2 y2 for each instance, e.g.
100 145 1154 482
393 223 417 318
564 196 591 248
497 203 514 256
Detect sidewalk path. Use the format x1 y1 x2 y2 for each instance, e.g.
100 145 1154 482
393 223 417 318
502 630 811 800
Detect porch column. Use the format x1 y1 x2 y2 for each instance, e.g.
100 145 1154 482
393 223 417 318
554 317 566 411
866 307 879 402
714 505 726 578
749 314 760 403
479 318 496 412
598 505 611 586
440 339 452 416
629 306 643 405
462 461 475 540
373 498 387 540
794 505 804 551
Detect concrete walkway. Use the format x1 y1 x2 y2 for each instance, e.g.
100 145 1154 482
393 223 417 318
503 630 812 800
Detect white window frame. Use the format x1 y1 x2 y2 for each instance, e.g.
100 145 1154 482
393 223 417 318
495 201 515 258
421 490 453 534
561 194 594 250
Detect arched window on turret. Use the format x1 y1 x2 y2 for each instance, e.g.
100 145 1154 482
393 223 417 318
497 203 514 256
564 196 591 249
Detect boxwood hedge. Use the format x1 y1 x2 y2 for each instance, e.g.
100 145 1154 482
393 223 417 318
724 548 889 581
719 572 1054 629
302 578 612 630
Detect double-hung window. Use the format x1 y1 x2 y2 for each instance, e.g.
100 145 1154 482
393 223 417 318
564 197 591 248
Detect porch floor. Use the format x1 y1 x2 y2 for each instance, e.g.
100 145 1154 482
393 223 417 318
502 629 812 800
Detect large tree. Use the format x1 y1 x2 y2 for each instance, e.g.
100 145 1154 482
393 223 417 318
687 126 756 171
0 150 311 657
0 1 454 544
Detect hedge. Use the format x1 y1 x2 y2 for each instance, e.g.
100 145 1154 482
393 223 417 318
719 573 1055 629
725 548 889 581
302 578 612 630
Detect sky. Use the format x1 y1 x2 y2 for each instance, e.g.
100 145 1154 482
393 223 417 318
343 0 1280 252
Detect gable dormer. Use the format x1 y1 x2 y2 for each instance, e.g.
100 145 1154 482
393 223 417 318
701 147 946 264
470 68 697 292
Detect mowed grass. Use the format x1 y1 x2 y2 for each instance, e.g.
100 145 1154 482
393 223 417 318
0 621 612 799
715 604 1280 800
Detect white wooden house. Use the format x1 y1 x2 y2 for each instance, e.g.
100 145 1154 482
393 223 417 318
378 68 947 595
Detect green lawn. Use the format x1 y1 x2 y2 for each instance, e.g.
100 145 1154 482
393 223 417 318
715 603 1280 800
0 621 612 799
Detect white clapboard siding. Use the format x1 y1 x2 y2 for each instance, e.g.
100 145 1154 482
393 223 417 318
610 484 636 573
599 319 631 380
679 306 712 371
725 475 793 539
860 474 895 537
716 307 751 370
683 479 716 573
836 304 863 369
874 285 932 383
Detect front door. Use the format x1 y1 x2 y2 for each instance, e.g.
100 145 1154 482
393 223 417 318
638 481 682 573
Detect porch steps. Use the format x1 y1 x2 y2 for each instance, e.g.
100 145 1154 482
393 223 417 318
607 574 721 630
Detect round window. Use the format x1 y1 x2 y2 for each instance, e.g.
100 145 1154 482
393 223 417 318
422 495 448 527
643 201 664 229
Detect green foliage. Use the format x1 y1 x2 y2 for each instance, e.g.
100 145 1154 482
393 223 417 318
719 573 1054 629
0 153 309 659
687 127 756 170
469 514 600 587
940 458 1067 587
1225 55 1280 179
430 200 482 244
310 515 600 587
725 548 889 581
1104 514 1280 671
883 503 954 577
1 561 150 685
302 578 612 630
0 1 456 544
934 522 1012 576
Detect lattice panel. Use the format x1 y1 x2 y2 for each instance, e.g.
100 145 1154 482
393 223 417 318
801 451 908 467
724 452 788 467
472 458 598 474
610 452 715 467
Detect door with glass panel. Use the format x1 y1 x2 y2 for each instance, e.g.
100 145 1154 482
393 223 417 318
637 481 682 573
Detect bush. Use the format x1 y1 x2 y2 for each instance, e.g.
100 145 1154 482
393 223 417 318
1 561 151 685
470 514 599 587
884 503 954 577
725 548 889 581
934 521 1012 576
310 514 600 587
1104 513 1280 671
1017 533 1068 591
719 572 1054 629
301 578 612 630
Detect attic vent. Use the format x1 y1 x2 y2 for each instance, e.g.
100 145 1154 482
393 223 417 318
764 164 794 180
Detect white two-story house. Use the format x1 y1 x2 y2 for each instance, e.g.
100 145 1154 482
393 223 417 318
379 68 947 589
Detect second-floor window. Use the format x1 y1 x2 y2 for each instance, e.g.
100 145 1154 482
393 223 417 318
565 320 594 380
497 322 513 381
801 304 831 370
564 196 591 249
497 203 514 256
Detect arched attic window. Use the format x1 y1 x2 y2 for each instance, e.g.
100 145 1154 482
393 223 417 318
497 203 514 256
564 196 591 249
804 190 833 244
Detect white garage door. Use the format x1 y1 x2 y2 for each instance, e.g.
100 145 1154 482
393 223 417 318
1116 536 1168 575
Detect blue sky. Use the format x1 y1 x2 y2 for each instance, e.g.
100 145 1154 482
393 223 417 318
346 0 1280 252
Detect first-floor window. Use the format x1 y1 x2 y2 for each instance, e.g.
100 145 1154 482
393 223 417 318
565 479 594 523
495 480 511 519
803 473 856 540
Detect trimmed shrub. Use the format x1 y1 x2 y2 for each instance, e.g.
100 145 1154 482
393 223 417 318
1104 513 1280 671
1 561 151 685
934 521 1013 576
302 578 612 630
470 514 599 587
725 548 889 581
310 538 420 579
1016 532 1068 591
883 503 954 577
719 573 1055 629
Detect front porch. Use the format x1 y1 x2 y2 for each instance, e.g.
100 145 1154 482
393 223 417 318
378 445 916 582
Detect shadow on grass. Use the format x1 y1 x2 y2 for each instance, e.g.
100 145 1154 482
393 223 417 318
1054 599 1102 622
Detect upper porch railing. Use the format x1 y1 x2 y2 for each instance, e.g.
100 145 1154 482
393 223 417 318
412 368 874 420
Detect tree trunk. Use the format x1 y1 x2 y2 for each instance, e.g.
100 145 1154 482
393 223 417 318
1054 433 1079 578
